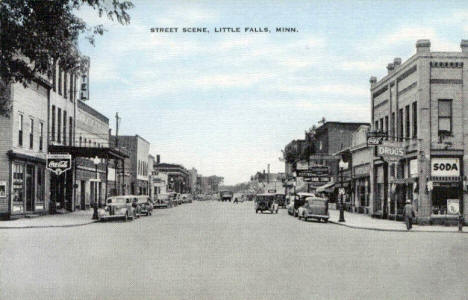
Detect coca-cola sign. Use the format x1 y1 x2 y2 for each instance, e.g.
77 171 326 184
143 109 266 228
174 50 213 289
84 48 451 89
46 154 72 175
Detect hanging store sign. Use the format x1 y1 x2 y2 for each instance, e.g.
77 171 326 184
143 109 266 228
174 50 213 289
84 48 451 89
367 131 387 146
431 158 460 177
376 142 405 162
447 199 459 215
46 154 72 175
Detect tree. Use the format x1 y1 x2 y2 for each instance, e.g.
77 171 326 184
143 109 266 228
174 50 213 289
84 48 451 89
0 0 134 115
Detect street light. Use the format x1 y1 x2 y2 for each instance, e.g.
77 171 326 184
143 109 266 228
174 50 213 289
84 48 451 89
338 158 348 222
92 156 100 219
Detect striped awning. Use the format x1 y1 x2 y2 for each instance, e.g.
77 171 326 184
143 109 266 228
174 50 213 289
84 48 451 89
428 176 462 182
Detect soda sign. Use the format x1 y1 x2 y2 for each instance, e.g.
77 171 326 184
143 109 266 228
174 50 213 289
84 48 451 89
47 154 72 175
431 158 460 176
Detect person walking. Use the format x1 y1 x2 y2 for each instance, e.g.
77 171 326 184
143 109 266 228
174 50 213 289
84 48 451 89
403 199 416 231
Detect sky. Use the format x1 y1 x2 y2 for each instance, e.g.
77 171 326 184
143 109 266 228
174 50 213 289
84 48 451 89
76 0 468 185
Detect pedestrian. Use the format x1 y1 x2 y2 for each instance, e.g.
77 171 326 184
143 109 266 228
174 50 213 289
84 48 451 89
233 197 238 204
273 198 279 213
403 199 416 231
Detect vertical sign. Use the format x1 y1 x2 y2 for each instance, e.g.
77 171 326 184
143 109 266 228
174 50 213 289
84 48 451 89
80 56 90 101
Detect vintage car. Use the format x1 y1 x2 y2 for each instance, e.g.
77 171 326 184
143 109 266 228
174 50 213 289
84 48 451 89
275 193 286 207
154 194 170 208
219 191 234 202
292 193 316 217
134 195 153 216
255 193 278 214
297 196 329 222
97 195 136 222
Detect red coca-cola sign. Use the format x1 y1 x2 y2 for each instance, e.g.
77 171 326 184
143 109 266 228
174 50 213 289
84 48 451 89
46 154 72 175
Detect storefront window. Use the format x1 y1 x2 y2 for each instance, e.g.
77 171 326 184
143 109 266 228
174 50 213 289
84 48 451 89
432 185 459 215
12 163 24 213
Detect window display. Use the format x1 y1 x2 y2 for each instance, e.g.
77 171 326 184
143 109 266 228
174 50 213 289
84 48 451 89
12 162 24 213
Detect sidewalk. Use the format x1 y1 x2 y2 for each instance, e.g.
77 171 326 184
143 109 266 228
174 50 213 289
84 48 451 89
0 210 96 229
328 209 466 233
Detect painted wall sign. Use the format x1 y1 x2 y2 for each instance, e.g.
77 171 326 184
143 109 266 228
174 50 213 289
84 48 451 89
431 158 460 176
46 154 72 175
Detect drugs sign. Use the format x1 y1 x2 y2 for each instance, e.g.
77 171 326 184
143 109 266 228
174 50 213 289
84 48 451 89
47 154 72 175
377 143 405 162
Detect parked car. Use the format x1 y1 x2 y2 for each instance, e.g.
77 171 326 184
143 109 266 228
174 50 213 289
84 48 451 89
97 195 136 222
134 195 153 216
293 193 315 217
255 193 278 214
154 194 170 208
297 196 329 222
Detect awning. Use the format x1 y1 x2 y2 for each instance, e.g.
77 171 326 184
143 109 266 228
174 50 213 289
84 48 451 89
316 181 335 193
48 145 129 160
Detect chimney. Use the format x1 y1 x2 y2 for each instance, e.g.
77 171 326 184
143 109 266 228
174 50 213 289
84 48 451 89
369 76 377 87
461 40 468 53
416 39 431 53
393 57 402 68
156 154 160 164
387 63 395 74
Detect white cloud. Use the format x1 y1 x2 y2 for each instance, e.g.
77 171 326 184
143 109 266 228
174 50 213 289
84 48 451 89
277 84 369 98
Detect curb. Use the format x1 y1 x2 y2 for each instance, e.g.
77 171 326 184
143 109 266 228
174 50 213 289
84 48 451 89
329 220 468 234
0 220 98 229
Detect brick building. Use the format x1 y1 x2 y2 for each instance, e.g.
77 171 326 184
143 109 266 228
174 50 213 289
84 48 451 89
369 39 468 224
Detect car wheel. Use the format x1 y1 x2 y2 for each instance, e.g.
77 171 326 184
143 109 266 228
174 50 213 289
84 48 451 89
324 219 328 223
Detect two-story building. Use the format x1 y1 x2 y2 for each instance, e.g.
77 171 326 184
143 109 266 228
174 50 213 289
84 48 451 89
369 39 468 225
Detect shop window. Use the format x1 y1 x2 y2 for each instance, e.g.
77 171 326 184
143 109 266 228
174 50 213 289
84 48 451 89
29 118 34 149
438 99 452 135
12 163 24 213
51 105 56 142
18 114 23 146
412 102 417 138
432 186 459 215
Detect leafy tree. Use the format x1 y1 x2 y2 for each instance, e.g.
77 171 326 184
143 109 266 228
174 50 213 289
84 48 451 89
0 0 134 115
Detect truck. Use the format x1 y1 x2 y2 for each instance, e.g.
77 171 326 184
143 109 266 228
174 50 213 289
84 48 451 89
219 191 234 202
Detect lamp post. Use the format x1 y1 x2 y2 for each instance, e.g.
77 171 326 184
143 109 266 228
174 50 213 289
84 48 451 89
338 158 347 222
92 156 100 219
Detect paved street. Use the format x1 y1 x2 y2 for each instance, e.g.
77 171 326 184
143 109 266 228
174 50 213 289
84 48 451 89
1 201 467 300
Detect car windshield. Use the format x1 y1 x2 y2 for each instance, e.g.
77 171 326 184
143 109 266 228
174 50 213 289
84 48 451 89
108 197 126 204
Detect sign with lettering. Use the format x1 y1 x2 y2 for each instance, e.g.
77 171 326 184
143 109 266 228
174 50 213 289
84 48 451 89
367 131 387 146
46 154 72 175
447 199 459 215
377 142 405 162
431 158 460 177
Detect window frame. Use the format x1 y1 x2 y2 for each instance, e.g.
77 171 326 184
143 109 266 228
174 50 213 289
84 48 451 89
18 114 23 146
438 99 452 136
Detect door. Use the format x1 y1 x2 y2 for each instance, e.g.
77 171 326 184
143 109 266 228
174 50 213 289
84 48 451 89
80 181 86 209
25 164 35 212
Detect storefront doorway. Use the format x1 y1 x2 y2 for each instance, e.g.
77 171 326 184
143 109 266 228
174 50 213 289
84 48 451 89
25 165 35 212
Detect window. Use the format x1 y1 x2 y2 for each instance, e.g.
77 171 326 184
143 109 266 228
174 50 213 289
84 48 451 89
52 63 56 92
379 118 383 132
438 99 452 135
391 112 395 139
79 136 82 146
384 116 389 134
412 102 417 138
58 68 62 95
18 114 23 146
51 105 56 142
405 105 410 138
57 108 61 143
63 110 67 145
69 74 74 101
69 117 73 146
398 108 403 140
64 72 67 98
39 122 43 151
374 120 378 131
29 118 34 149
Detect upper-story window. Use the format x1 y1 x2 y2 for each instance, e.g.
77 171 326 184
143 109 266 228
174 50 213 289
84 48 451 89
57 108 62 143
438 99 452 135
405 105 410 139
69 116 73 146
52 63 56 92
69 74 74 101
29 118 34 149
18 114 23 146
39 122 44 151
51 105 56 142
391 112 395 139
64 72 68 99
58 68 62 95
412 102 417 138
398 108 403 140
384 116 388 134
63 110 67 145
